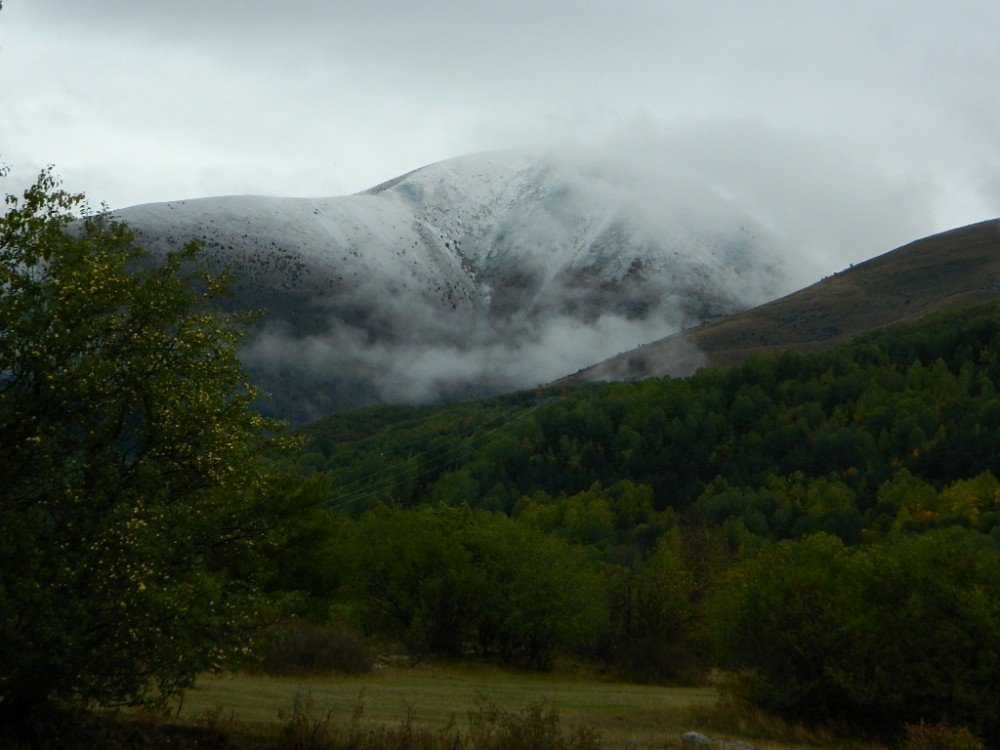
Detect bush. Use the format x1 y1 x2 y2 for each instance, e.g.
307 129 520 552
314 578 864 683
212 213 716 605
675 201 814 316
272 692 600 750
902 721 984 750
254 622 375 675
465 702 601 750
708 529 1000 741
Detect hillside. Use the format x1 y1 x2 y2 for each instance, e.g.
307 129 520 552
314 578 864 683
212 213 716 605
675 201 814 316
302 298 1000 537
560 218 1000 383
111 151 789 422
295 300 1000 735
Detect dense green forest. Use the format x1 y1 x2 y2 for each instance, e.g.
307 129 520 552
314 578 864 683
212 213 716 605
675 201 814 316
301 301 1000 547
288 301 1000 743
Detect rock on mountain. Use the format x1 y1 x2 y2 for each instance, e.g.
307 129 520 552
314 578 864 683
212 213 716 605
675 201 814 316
113 151 791 423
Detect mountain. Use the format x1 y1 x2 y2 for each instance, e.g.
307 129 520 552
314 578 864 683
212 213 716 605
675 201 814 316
112 151 790 423
559 218 1000 384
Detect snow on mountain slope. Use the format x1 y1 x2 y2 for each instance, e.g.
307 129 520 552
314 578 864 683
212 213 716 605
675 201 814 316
112 150 791 423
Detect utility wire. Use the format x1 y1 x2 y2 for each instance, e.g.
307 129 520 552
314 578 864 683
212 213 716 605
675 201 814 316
321 405 518 500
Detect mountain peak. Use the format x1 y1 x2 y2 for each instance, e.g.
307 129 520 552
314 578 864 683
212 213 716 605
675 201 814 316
112 150 791 423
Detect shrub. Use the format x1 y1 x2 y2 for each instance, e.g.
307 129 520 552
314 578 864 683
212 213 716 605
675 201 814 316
902 721 984 750
254 621 375 675
465 701 601 750
708 529 1000 741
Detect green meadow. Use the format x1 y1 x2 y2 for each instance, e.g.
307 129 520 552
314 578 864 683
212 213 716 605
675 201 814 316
178 663 720 748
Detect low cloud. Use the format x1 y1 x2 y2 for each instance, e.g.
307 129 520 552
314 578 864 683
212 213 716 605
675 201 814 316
240 134 928 422
94 124 999 424
242 310 689 421
539 118 950 287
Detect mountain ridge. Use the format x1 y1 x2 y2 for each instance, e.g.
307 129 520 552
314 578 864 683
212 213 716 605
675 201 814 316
111 151 790 422
558 217 1000 385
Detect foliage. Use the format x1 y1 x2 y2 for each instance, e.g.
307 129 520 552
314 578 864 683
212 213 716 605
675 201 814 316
252 621 375 675
296 299 1000 694
338 505 606 668
514 479 671 556
0 169 322 723
302 395 537 514
707 529 1000 741
602 532 701 682
304 300 1000 550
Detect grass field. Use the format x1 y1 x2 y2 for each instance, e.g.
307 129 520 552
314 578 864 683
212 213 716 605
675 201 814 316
175 662 721 748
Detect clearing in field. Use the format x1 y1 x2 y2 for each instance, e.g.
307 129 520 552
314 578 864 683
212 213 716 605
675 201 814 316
177 662 720 748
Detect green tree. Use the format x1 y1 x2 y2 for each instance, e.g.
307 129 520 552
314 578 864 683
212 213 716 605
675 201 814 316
466 512 607 669
341 505 606 668
708 530 1000 740
0 170 318 725
606 532 699 682
342 505 481 656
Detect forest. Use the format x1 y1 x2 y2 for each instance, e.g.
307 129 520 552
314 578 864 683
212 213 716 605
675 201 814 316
304 302 1000 543
289 301 1000 743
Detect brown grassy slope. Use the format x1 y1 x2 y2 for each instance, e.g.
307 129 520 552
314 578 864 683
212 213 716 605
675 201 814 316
560 218 1000 383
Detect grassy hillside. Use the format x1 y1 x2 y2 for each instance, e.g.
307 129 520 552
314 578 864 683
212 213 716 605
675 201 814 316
564 218 1000 383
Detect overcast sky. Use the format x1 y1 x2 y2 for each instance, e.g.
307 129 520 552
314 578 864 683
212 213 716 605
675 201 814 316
1 0 998 269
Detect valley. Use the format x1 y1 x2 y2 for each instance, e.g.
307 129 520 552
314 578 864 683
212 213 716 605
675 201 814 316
5 166 1000 750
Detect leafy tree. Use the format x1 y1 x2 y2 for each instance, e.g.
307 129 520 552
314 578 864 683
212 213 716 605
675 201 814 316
340 505 606 668
514 480 661 554
605 532 699 682
310 298 1000 552
341 505 481 656
708 530 1000 740
465 512 607 669
0 169 319 725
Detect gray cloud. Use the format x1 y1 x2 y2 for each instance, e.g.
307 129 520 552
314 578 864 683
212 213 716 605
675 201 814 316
244 311 681 411
2 0 997 300
111 144 789 422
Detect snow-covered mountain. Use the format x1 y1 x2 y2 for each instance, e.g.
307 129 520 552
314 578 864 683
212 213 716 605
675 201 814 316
113 151 791 423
